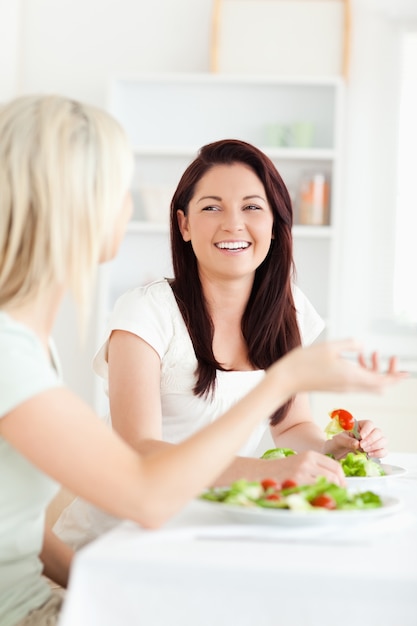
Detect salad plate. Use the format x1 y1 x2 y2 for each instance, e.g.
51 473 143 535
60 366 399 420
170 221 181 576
367 463 406 477
199 495 403 527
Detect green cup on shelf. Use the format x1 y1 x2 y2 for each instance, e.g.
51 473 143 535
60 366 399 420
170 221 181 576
291 121 315 148
265 123 292 147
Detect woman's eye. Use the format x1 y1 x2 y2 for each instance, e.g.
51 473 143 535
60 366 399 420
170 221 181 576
202 205 220 212
244 204 261 211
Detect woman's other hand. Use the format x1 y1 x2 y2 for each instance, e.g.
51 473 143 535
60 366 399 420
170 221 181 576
261 449 346 486
323 421 388 460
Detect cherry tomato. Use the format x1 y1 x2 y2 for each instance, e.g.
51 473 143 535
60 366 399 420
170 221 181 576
265 493 281 501
310 494 337 509
281 479 297 489
261 478 279 491
329 408 355 431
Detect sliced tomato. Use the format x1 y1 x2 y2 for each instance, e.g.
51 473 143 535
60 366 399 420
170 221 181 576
310 494 337 509
281 479 297 489
329 408 355 431
261 478 279 491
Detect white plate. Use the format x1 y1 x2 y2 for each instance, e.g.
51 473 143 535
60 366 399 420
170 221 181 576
345 464 406 483
199 495 402 526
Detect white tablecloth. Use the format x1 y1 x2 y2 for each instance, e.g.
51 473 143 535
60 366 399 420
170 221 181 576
59 452 417 626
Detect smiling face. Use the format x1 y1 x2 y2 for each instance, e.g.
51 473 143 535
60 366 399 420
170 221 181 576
177 163 274 283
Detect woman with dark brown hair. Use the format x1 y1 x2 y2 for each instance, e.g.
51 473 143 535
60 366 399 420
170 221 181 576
170 138 306 430
54 139 390 549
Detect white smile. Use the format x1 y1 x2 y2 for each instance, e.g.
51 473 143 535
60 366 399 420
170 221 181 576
215 241 251 250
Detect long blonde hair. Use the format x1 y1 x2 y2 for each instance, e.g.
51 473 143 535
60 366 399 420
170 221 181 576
0 94 133 324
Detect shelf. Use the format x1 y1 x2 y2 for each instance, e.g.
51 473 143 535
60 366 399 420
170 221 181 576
110 74 342 150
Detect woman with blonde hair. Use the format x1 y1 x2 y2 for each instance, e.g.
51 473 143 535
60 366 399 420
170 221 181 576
0 95 405 626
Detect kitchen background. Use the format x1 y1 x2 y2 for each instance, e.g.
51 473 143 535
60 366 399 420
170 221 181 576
1 0 416 451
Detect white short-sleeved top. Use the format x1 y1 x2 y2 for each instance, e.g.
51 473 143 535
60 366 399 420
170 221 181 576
94 279 324 456
0 313 62 626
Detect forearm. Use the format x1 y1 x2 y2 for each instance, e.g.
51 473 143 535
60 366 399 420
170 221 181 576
40 526 74 588
130 439 276 487
273 421 326 453
130 437 174 456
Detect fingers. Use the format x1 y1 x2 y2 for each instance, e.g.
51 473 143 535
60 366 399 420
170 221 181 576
352 366 407 393
359 440 387 458
277 451 346 487
356 420 387 458
331 343 406 391
360 436 388 459
387 355 399 374
326 432 360 460
358 351 380 372
357 419 373 439
358 352 367 369
285 339 408 397
358 351 408 378
326 423 388 460
314 456 346 486
363 446 387 459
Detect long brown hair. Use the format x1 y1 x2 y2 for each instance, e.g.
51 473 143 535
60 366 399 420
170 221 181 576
170 139 301 426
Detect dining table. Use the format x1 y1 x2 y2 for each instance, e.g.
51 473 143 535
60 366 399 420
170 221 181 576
58 452 417 626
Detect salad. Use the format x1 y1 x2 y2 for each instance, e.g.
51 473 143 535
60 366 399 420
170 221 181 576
324 408 358 438
340 451 386 477
260 447 295 460
200 476 382 511
260 444 385 479
324 408 386 476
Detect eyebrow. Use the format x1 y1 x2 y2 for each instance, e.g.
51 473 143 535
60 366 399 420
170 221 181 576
196 194 267 203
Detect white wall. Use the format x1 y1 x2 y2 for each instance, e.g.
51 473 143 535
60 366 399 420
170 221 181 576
17 0 213 106
1 0 416 449
336 0 417 355
0 1 20 100
0 0 214 405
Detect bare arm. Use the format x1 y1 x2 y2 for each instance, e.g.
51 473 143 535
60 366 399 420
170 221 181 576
40 526 73 588
271 392 326 451
108 330 163 446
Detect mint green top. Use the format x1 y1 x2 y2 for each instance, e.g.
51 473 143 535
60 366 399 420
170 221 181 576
0 313 62 626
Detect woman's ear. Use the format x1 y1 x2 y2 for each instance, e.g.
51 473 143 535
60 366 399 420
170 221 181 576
177 210 191 242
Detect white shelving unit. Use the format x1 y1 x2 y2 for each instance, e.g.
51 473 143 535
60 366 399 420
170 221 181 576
94 73 345 413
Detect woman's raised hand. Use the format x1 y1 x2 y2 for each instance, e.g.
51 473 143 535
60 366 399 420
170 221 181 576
274 339 408 397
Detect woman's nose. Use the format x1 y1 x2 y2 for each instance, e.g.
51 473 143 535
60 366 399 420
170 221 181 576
220 209 244 231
